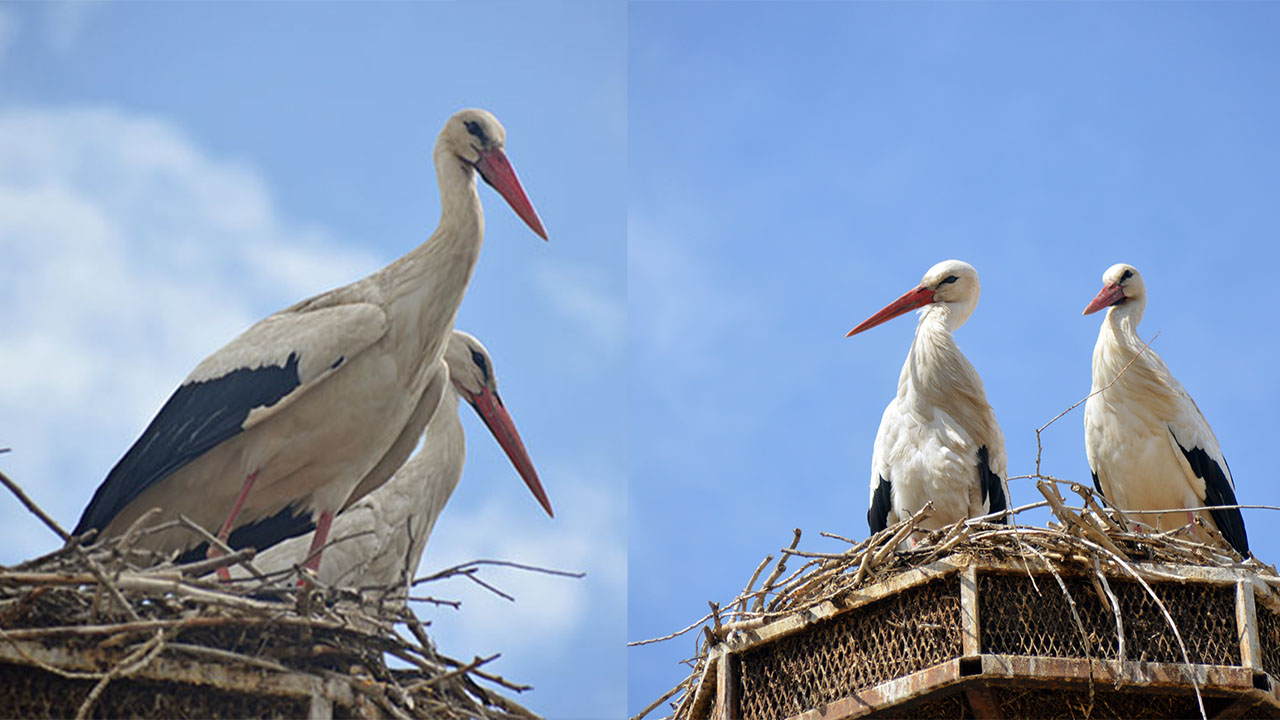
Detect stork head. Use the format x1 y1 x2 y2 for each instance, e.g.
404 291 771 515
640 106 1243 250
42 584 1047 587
443 331 554 518
438 109 548 240
846 259 981 337
1083 263 1145 316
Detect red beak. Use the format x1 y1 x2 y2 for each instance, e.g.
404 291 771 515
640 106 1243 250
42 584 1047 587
467 387 554 518
846 285 936 337
475 147 548 241
1083 283 1126 315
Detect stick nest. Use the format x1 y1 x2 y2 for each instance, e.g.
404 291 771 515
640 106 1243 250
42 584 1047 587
0 467 542 720
633 479 1280 720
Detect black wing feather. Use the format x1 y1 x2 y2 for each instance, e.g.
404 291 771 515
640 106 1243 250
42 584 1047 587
1091 470 1105 499
74 355 302 536
1174 436 1250 557
868 474 892 534
977 445 1010 525
175 504 316 565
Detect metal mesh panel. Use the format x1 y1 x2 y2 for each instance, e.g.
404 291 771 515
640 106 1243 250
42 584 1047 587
979 573 1239 666
736 576 961 720
1259 604 1280 679
0 663 310 719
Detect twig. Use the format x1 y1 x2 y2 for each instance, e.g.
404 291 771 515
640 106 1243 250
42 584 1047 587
0 468 70 541
753 529 801 612
408 653 500 692
738 554 772 617
1032 332 1160 476
74 629 166 720
629 611 716 647
630 678 686 720
414 559 585 585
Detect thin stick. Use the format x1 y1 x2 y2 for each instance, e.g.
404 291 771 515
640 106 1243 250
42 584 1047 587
74 629 166 720
629 612 716 647
630 679 686 720
739 554 771 616
408 653 500 692
414 559 585 585
0 468 70 541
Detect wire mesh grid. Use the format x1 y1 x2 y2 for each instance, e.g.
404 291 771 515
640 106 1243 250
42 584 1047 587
0 663 309 719
736 576 962 720
978 572 1239 665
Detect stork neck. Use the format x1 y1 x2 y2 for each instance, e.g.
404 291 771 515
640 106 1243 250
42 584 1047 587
1094 300 1150 385
904 308 962 397
899 306 993 436
377 151 485 368
404 387 464 562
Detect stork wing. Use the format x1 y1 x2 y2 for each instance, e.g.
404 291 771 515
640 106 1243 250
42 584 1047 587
1165 397 1249 556
74 302 388 536
976 446 1010 524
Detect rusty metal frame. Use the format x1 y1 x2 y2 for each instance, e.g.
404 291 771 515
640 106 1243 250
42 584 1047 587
0 638 354 719
715 555 1280 720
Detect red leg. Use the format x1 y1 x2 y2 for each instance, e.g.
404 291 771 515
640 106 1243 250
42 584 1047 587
208 469 259 581
298 509 334 584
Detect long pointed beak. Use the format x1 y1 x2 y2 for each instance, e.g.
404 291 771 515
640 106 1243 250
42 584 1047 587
467 387 554 518
475 147 548 241
1083 283 1126 315
846 285 936 337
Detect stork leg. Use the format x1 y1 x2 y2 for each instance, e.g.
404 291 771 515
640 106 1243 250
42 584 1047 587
208 469 260 581
298 509 335 585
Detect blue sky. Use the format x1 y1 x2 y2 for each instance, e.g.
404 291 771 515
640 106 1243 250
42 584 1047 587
629 2 1280 714
4 2 1280 717
0 2 624 718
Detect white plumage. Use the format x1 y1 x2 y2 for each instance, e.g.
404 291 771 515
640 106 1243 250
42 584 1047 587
1083 263 1249 556
74 109 547 575
848 260 1010 535
240 330 547 590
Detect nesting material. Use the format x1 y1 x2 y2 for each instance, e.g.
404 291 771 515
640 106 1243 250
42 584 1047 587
634 480 1280 720
0 469 540 720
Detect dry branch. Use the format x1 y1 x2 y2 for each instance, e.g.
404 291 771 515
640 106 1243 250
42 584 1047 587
0 471 557 720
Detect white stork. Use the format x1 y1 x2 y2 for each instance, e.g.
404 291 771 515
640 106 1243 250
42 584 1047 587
847 260 1010 536
73 109 547 574
234 330 546 589
1083 263 1249 556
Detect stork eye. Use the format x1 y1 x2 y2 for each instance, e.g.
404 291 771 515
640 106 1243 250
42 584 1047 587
1120 269 1133 282
939 275 959 286
464 120 489 144
470 349 491 383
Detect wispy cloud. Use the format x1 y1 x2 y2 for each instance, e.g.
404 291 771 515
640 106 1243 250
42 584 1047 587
413 462 626 715
46 1 101 54
0 106 379 554
535 261 625 356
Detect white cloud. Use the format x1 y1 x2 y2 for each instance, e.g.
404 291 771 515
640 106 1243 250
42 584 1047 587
0 106 379 556
414 468 626 659
535 261 625 355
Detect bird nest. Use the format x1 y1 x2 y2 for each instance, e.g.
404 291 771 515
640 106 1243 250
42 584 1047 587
0 467 543 720
633 479 1280 720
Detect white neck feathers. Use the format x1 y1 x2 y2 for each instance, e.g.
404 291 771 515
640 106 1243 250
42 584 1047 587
901 306 998 450
1092 302 1179 421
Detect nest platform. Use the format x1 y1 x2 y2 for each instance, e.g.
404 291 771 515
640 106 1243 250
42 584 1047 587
639 481 1280 720
0 466 546 720
696 555 1280 720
